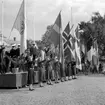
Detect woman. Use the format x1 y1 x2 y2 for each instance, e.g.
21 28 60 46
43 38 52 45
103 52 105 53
54 57 60 83
25 50 34 91
46 57 53 85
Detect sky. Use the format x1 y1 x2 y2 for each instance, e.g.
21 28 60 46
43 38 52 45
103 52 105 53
0 0 105 41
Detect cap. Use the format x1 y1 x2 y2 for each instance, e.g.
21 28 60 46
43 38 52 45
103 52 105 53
18 44 20 46
12 44 16 47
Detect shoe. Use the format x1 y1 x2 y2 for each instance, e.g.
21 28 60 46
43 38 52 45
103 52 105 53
40 83 44 87
65 77 68 81
55 81 59 83
25 85 28 88
57 81 59 83
61 78 64 82
68 78 71 80
29 88 34 91
50 82 53 85
73 77 77 79
47 81 50 85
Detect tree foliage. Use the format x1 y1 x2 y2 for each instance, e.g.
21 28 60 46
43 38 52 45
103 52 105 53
79 12 105 56
41 25 53 47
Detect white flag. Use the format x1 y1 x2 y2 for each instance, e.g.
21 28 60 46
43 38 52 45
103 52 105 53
11 0 27 54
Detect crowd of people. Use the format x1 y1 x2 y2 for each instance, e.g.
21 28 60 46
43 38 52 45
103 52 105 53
0 42 81 91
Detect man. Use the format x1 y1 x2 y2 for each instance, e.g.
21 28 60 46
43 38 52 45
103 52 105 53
10 44 17 72
16 44 20 57
10 44 17 58
0 45 6 74
30 42 37 61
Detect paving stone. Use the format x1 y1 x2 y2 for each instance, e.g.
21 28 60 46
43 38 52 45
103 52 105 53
0 75 105 105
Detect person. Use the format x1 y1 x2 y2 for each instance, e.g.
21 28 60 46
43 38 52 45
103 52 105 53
46 57 53 85
71 58 77 79
25 50 34 91
81 52 85 73
85 60 90 75
54 56 60 83
16 44 20 58
10 44 17 58
67 61 72 80
99 63 103 73
38 59 46 87
63 58 68 81
38 47 46 87
30 42 37 61
5 50 11 73
0 45 6 74
9 44 17 72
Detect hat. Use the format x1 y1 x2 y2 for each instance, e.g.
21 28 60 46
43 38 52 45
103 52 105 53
12 44 16 47
18 44 20 46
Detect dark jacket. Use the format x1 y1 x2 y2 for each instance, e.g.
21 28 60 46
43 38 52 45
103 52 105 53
16 48 20 57
10 49 17 58
30 46 37 56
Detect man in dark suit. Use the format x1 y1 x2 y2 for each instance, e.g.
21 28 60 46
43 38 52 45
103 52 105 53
10 44 17 58
10 44 17 72
0 45 6 74
16 44 20 58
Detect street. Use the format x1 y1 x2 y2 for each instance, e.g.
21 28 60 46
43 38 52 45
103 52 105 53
0 74 105 105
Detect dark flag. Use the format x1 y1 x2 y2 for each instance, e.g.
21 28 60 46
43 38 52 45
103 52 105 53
62 22 71 61
87 37 93 62
92 39 98 66
49 11 62 47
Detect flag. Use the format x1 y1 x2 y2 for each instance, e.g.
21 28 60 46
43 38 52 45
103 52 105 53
92 39 98 66
75 26 82 70
49 11 62 46
87 37 93 62
80 42 85 54
70 33 76 59
62 22 71 61
11 0 27 54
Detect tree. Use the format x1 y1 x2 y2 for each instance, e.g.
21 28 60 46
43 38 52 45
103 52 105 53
41 25 53 47
79 12 105 56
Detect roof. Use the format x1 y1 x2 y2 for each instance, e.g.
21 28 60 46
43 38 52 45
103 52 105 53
0 37 20 51
0 37 20 46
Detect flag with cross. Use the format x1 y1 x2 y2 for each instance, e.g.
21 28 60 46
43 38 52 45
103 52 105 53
62 22 71 61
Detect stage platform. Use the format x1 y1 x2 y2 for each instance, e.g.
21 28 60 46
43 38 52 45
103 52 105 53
0 72 28 89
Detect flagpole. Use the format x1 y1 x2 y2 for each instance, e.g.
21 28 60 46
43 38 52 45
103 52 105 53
1 0 4 45
59 10 62 62
33 16 35 41
24 0 27 49
71 7 72 29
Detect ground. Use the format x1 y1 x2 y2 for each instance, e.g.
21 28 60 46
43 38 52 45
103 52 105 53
0 74 105 105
